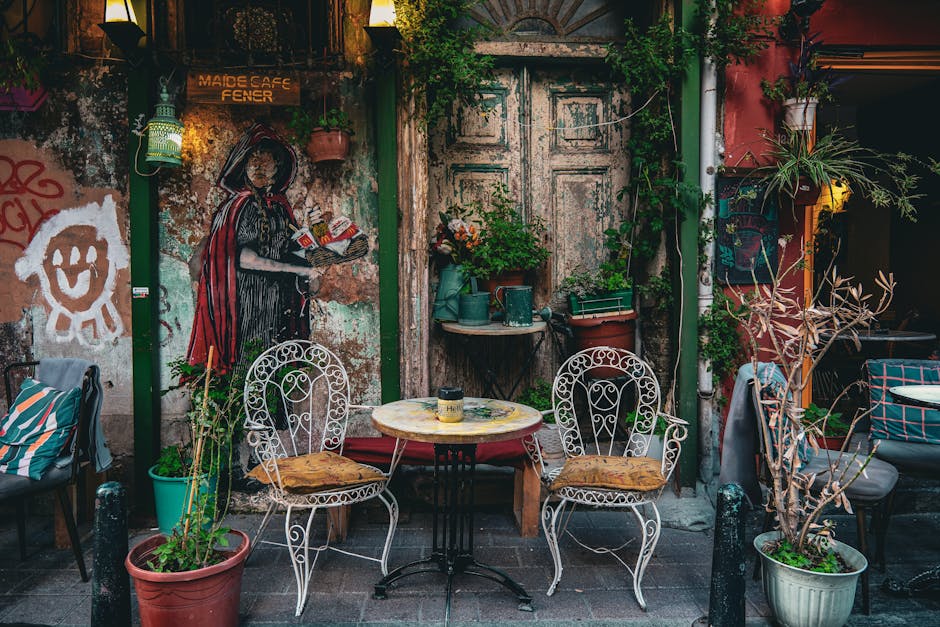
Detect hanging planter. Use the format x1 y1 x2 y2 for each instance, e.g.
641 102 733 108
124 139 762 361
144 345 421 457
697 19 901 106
782 97 818 131
791 177 821 206
306 128 351 163
0 85 47 111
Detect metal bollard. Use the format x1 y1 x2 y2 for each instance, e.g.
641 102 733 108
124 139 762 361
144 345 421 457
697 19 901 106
706 483 748 627
91 481 131 627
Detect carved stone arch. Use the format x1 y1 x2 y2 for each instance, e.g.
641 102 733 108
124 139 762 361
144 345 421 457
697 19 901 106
467 0 628 41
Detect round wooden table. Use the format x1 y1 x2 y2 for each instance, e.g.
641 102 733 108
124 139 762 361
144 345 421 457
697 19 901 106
371 397 542 619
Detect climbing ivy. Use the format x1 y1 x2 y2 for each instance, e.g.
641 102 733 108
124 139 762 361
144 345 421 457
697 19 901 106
698 289 747 404
695 0 773 68
395 0 495 129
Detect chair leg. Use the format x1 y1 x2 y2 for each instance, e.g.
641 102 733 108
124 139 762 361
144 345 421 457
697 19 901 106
630 503 661 611
15 499 27 561
855 506 870 615
376 489 399 576
285 505 322 617
55 487 88 582
874 489 895 571
249 501 278 558
542 496 566 596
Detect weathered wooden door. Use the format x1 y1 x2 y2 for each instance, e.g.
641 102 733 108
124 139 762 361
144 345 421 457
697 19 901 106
428 63 630 394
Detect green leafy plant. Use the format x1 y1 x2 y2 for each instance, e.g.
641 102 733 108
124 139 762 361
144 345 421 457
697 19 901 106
461 183 549 279
557 220 634 300
804 403 850 437
758 128 940 219
625 410 668 437
768 537 841 574
286 107 352 145
153 445 189 479
760 38 844 104
516 379 553 421
696 0 773 68
698 289 746 404
396 0 495 129
0 37 46 92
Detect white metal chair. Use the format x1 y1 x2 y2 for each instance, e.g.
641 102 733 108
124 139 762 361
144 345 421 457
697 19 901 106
523 347 688 610
243 340 398 616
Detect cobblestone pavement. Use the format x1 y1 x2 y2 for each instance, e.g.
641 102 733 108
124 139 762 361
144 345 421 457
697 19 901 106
1 500 939 625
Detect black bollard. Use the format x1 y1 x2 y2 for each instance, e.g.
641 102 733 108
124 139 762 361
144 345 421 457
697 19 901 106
707 483 748 627
91 481 131 627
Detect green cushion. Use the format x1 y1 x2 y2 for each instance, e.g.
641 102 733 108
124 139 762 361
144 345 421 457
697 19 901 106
0 378 82 480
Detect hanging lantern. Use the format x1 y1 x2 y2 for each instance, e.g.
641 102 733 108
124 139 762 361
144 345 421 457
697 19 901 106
368 0 397 27
98 0 147 61
146 85 184 167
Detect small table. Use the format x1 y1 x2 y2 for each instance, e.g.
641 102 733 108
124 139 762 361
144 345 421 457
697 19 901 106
441 320 547 400
371 397 542 620
883 384 940 598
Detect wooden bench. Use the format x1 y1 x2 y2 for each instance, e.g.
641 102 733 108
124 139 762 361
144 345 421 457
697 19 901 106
340 436 540 538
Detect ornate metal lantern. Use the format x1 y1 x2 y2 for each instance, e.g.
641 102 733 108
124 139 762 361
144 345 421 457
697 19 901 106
145 85 184 167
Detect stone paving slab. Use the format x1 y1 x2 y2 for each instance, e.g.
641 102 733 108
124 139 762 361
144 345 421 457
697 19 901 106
1 502 940 625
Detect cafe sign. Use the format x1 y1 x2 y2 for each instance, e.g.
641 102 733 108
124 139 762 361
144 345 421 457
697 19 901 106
187 71 300 106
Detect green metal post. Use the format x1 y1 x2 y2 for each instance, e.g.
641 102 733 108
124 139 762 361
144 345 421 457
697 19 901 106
128 68 160 512
375 51 401 403
678 0 702 487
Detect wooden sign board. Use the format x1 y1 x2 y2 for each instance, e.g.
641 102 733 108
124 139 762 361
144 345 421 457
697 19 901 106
187 72 300 106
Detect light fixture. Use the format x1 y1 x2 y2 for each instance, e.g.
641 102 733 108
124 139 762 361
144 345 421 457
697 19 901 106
145 83 184 167
368 0 397 27
98 0 147 63
366 0 400 53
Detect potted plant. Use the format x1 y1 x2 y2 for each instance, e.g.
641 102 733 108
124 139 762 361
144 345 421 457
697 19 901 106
757 128 938 217
557 220 637 361
429 209 482 321
0 37 48 112
804 404 851 451
149 444 218 536
760 37 843 131
516 378 563 460
287 106 353 163
462 183 550 299
728 240 896 627
624 411 668 459
126 347 249 627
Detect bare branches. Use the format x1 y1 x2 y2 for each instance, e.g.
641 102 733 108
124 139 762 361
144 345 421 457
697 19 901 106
728 238 895 551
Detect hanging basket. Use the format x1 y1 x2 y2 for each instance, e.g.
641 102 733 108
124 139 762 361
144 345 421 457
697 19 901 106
306 129 351 163
0 85 47 112
790 177 821 206
782 97 818 132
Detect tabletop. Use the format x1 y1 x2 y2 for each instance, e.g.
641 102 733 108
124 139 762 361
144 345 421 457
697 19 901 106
371 397 543 444
889 384 940 409
441 320 546 336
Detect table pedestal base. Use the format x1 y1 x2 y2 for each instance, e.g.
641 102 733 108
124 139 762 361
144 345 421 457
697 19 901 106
374 443 533 620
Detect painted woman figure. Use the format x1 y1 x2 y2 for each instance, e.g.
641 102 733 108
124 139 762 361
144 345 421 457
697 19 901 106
187 123 320 374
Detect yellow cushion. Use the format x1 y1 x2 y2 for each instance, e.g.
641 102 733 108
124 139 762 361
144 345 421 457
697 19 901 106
247 450 385 494
549 455 667 492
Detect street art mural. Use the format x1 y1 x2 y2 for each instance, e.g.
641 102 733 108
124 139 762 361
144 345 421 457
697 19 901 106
0 156 64 251
187 122 368 374
15 195 130 347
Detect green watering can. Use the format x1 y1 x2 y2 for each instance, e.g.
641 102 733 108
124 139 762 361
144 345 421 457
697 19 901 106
433 264 477 322
495 285 533 327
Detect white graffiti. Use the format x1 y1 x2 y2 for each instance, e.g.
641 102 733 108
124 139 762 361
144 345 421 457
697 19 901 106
15 195 130 348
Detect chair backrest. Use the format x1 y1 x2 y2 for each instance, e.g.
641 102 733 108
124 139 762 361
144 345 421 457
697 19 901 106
2 361 94 480
865 358 940 445
243 341 351 471
552 347 661 458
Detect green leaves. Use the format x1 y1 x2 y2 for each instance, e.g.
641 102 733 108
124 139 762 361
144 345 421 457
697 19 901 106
767 539 841 574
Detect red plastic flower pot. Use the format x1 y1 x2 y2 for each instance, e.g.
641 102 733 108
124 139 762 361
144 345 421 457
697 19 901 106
125 529 249 627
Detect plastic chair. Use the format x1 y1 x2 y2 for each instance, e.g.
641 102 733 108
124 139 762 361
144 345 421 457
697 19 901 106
242 340 398 616
523 347 688 610
0 361 93 581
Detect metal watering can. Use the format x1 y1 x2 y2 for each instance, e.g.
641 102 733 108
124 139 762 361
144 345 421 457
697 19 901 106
494 285 533 327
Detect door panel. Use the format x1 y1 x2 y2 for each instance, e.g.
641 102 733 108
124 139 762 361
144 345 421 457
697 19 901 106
428 64 631 396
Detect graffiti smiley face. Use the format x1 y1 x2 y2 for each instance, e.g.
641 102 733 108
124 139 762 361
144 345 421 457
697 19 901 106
42 225 109 309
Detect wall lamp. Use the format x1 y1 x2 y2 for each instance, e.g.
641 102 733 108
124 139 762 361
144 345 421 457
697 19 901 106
365 0 400 52
98 0 147 65
145 81 184 167
780 0 825 42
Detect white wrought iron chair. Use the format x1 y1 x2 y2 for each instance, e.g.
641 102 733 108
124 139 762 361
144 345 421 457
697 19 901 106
523 347 688 610
243 340 399 616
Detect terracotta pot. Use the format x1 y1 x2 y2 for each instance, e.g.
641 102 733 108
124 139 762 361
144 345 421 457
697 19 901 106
126 530 249 627
477 269 526 309
306 129 350 163
568 311 638 378
818 435 847 451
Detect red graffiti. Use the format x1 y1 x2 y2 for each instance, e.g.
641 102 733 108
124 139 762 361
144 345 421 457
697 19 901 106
0 157 64 250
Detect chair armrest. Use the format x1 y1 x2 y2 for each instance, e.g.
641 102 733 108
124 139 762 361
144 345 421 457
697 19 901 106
661 413 689 481
350 404 378 411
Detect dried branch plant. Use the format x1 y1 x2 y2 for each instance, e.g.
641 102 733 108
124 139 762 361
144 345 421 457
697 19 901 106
728 238 895 555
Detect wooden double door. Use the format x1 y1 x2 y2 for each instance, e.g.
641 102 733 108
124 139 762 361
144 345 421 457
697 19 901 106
428 63 632 392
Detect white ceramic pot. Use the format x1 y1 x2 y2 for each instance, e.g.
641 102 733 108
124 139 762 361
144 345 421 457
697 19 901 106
754 530 867 627
783 97 818 131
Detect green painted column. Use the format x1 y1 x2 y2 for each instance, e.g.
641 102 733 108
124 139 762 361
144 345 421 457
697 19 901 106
375 50 401 403
677 0 702 487
128 68 160 512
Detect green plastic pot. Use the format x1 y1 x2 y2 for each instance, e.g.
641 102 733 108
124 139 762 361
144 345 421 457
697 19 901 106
149 465 218 535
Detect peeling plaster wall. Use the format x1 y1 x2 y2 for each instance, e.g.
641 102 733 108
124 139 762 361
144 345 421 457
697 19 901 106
1 61 136 486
